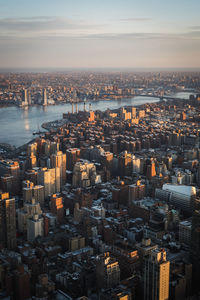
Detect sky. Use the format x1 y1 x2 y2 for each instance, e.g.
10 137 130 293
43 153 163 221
0 0 200 70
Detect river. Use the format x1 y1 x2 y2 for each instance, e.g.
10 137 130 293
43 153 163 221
0 92 195 147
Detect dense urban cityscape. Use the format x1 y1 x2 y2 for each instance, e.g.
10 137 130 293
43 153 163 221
0 71 200 299
1 0 200 298
0 72 199 107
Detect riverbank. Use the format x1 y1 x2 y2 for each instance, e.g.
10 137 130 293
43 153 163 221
0 95 135 109
0 92 194 148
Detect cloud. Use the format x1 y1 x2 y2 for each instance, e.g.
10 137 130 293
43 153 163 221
185 30 200 38
70 31 200 41
1 31 200 42
120 18 151 22
0 16 200 42
0 16 105 38
187 26 200 30
81 32 168 40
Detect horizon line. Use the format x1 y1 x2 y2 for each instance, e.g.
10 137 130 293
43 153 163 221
1 67 200 73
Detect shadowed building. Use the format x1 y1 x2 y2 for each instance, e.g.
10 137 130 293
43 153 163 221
191 198 200 292
50 193 64 223
143 248 170 300
0 192 16 249
96 252 120 290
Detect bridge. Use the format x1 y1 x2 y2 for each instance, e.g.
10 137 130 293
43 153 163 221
138 94 190 101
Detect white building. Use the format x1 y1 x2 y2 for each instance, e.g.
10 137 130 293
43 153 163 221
132 155 141 173
37 167 60 199
72 160 101 188
18 198 42 233
27 214 43 241
157 184 196 212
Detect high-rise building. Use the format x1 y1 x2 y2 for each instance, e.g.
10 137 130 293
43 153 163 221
72 161 101 188
27 155 37 169
118 151 133 177
191 198 200 291
88 111 95 122
196 166 200 187
22 89 28 106
42 88 47 106
1 174 13 195
132 107 136 118
68 236 85 251
37 167 60 199
43 141 59 156
66 148 80 171
100 152 113 173
50 151 66 186
27 143 37 156
23 183 44 206
7 265 31 300
28 90 32 105
146 159 156 180
179 220 192 245
22 180 34 189
25 169 38 185
128 180 145 204
50 194 64 223
32 185 45 206
96 252 120 290
155 184 196 213
27 214 43 241
138 110 145 118
0 160 20 194
143 248 170 300
120 107 132 120
132 156 141 173
0 192 16 249
18 197 43 233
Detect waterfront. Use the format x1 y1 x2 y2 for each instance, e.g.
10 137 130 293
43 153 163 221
0 92 194 147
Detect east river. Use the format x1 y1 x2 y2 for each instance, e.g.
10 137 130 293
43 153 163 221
0 92 195 147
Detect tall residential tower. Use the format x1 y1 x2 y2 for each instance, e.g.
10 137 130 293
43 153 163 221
42 88 47 106
144 248 170 300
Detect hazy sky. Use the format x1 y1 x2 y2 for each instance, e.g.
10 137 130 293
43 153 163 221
0 0 200 69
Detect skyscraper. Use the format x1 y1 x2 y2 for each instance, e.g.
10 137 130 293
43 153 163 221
18 197 42 233
132 107 136 118
27 142 37 157
27 214 43 241
118 151 133 177
146 159 156 180
0 192 16 249
42 88 47 106
22 89 28 106
50 151 66 186
144 248 170 300
23 184 44 206
28 90 32 105
50 194 64 223
191 198 200 291
0 160 20 195
66 148 80 171
96 252 120 290
37 167 60 199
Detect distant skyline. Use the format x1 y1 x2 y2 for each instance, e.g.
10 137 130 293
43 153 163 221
0 0 200 69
